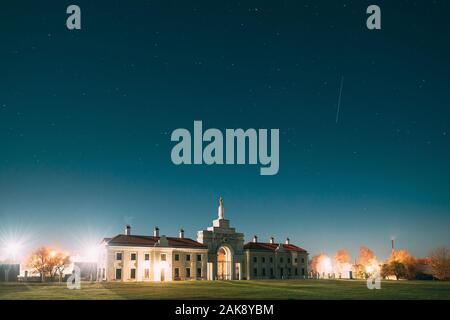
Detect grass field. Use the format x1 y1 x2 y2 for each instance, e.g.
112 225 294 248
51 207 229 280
0 279 449 300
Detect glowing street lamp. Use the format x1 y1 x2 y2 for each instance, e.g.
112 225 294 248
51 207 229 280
83 245 100 262
4 241 23 262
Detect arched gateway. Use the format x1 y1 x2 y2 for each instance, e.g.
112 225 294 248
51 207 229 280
197 197 244 280
216 246 232 280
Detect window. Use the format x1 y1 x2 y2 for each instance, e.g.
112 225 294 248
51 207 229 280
301 258 305 263
280 257 284 263
294 258 298 263
161 253 166 262
270 257 273 263
186 268 191 278
130 268 136 279
288 258 291 263
253 257 257 263
130 253 136 261
186 254 191 261
253 268 258 276
145 254 150 261
302 268 305 276
115 268 122 280
270 268 274 277
175 254 180 261
102 268 106 280
262 257 266 263
174 268 180 279
116 252 122 261
288 268 291 276
295 268 298 276
197 268 201 278
197 254 202 261
144 268 150 279
262 268 266 276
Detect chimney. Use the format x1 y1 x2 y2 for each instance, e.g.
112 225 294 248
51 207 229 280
125 225 131 236
154 226 159 237
391 238 395 250
179 228 185 239
269 236 274 244
285 237 290 245
253 235 258 243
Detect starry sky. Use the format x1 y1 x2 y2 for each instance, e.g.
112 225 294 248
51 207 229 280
1 1 449 260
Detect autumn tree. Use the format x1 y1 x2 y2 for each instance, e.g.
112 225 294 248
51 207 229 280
335 249 350 264
27 247 50 281
385 249 419 280
380 263 390 279
27 247 68 282
391 261 407 280
309 255 321 278
51 252 71 283
357 246 376 266
334 249 352 278
355 246 378 279
429 247 450 280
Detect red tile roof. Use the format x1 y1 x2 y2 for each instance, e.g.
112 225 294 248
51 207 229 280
244 242 307 253
104 234 207 249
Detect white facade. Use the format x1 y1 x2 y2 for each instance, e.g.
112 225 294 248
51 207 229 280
98 198 308 282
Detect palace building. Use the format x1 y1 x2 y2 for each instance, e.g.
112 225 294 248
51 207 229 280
97 198 308 281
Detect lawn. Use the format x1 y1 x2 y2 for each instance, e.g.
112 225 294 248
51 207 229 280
0 279 449 300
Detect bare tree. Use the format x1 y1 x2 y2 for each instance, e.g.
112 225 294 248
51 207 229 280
429 247 450 280
53 253 71 283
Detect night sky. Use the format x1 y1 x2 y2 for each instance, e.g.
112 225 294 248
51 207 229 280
1 1 449 260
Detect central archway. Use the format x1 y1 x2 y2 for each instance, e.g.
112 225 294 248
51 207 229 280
216 246 232 280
